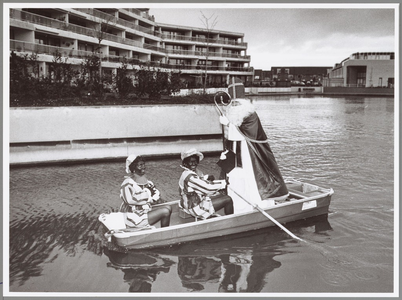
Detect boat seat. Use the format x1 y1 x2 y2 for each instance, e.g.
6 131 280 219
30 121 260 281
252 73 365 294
288 188 324 198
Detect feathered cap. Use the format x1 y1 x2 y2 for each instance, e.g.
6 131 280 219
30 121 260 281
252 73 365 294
125 154 138 174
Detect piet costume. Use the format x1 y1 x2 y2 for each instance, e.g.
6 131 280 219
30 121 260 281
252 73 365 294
219 77 289 213
119 154 161 227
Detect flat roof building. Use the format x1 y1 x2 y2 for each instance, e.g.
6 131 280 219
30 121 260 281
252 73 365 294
324 52 395 88
9 7 253 89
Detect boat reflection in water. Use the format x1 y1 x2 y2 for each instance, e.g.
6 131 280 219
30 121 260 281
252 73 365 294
104 249 175 292
103 214 332 293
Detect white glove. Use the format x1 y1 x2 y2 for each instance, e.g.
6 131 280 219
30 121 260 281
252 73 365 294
219 115 230 125
152 190 160 201
142 203 152 213
214 179 226 189
220 150 228 160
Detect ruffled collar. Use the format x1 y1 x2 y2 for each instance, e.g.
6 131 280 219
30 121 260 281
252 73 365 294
125 173 149 185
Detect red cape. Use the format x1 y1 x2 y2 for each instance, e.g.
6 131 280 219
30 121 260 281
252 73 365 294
238 111 288 199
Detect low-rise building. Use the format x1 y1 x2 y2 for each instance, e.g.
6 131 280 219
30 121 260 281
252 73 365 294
253 66 331 87
253 69 272 86
271 66 331 86
323 52 395 88
9 7 254 89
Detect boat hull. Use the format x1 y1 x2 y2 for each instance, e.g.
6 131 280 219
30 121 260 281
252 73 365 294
104 179 334 250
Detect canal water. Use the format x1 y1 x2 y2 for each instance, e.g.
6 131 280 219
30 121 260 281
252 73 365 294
6 95 396 295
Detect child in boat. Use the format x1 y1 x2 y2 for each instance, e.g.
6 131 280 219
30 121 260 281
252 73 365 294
178 148 234 219
119 154 172 228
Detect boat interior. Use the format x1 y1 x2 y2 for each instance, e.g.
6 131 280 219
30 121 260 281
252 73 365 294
148 180 332 228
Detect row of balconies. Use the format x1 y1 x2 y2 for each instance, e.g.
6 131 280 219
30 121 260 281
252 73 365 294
11 39 250 62
10 9 247 50
73 8 158 36
10 40 253 73
165 49 250 60
161 34 247 47
74 8 247 47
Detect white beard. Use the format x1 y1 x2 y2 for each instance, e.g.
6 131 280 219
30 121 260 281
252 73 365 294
225 99 255 127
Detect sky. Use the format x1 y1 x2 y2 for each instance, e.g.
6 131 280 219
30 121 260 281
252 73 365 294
146 3 397 70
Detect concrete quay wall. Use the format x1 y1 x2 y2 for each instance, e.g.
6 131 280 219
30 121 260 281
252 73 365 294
322 87 394 96
9 105 224 165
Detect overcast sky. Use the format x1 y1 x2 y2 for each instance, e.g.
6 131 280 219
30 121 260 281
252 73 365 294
148 4 396 70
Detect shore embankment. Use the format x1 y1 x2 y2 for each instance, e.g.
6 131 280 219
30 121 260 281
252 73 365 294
177 86 394 97
9 104 224 166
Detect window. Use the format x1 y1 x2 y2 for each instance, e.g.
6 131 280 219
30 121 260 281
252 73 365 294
195 47 207 54
285 69 289 74
277 69 281 74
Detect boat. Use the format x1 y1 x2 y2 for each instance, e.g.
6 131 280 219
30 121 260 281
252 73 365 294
98 178 334 251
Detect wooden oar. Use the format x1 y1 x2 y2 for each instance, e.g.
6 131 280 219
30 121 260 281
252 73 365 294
228 186 304 242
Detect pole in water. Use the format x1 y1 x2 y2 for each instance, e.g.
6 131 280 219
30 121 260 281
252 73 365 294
228 186 304 242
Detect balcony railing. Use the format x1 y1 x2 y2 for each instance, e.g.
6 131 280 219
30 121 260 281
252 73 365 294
10 9 165 54
161 33 247 47
11 39 96 59
166 49 250 60
73 8 161 37
122 8 155 22
10 40 253 73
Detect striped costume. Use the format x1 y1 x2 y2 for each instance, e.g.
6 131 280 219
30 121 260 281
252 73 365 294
178 167 226 219
119 176 157 227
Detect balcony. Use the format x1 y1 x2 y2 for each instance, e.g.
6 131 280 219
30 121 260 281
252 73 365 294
10 9 165 54
11 39 96 60
73 8 161 37
161 33 247 47
122 8 155 22
166 49 250 60
10 40 253 74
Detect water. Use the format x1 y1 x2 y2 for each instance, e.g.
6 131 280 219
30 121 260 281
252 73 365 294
6 95 395 295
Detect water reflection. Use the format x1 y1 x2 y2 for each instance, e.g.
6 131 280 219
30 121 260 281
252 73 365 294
175 215 332 293
178 256 222 291
101 215 332 293
104 249 174 292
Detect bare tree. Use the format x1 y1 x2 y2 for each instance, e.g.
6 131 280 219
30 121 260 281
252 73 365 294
200 11 218 94
88 11 116 83
95 18 114 82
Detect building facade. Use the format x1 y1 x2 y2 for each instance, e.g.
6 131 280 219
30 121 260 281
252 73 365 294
253 69 272 85
271 66 331 86
324 52 395 88
9 7 253 88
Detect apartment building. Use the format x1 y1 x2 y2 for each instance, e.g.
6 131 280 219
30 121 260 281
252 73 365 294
324 52 395 88
9 7 253 88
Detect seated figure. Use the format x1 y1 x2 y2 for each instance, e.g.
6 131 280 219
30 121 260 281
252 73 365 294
120 154 172 228
178 148 233 220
